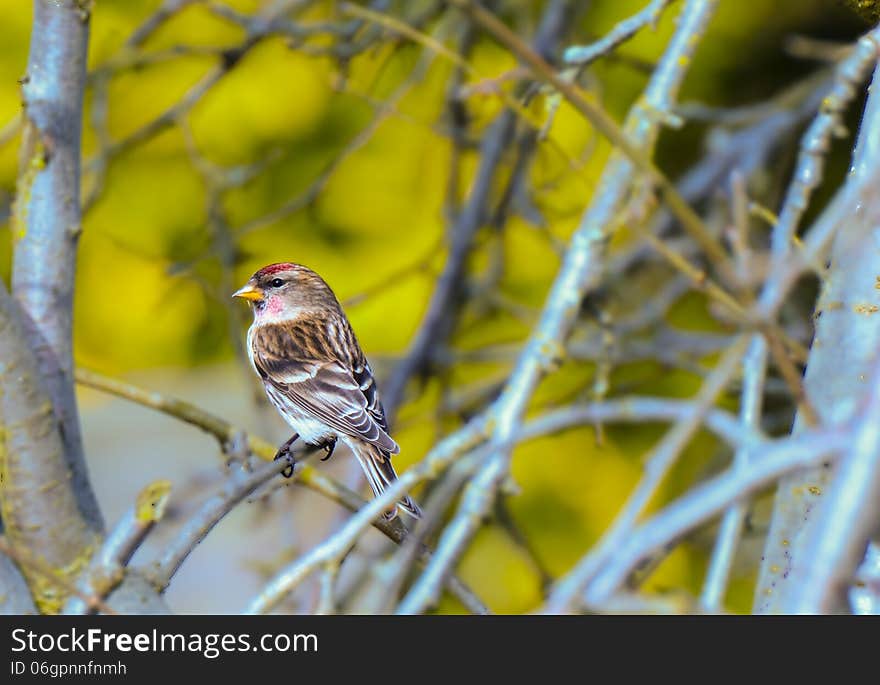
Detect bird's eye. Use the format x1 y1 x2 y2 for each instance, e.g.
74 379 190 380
270 278 284 288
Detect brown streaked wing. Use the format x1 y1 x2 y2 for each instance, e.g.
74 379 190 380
353 359 390 434
252 321 399 454
320 313 393 437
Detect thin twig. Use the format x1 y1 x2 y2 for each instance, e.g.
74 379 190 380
563 0 678 68
700 335 767 611
766 29 880 264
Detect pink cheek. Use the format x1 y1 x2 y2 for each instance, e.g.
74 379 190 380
265 297 283 316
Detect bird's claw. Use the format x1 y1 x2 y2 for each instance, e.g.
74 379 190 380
274 433 299 479
277 455 295 479
320 438 337 462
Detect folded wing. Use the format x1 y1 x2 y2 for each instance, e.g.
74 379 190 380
251 323 399 455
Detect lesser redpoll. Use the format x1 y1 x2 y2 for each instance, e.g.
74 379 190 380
233 262 421 519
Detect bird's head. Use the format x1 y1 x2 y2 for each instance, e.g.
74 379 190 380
232 262 339 322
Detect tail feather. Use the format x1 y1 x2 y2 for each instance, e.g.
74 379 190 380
352 442 422 520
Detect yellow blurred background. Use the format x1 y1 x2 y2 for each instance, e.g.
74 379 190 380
0 0 868 613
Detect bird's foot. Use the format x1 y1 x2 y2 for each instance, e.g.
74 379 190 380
319 437 337 462
274 433 299 478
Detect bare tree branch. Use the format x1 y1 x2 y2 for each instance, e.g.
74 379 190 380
243 417 488 614
448 0 731 276
700 336 767 611
62 481 172 615
782 354 880 613
851 542 880 614
398 0 719 616
381 0 580 420
545 334 746 612
150 460 289 590
0 536 116 615
10 0 103 537
766 33 880 263
755 50 880 613
382 105 517 420
0 547 37 615
75 369 488 614
581 425 850 606
0 286 100 612
563 0 678 68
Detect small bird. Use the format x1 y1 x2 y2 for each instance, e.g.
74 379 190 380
233 262 421 519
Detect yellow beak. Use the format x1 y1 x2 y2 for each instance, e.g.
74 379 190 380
232 283 264 302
